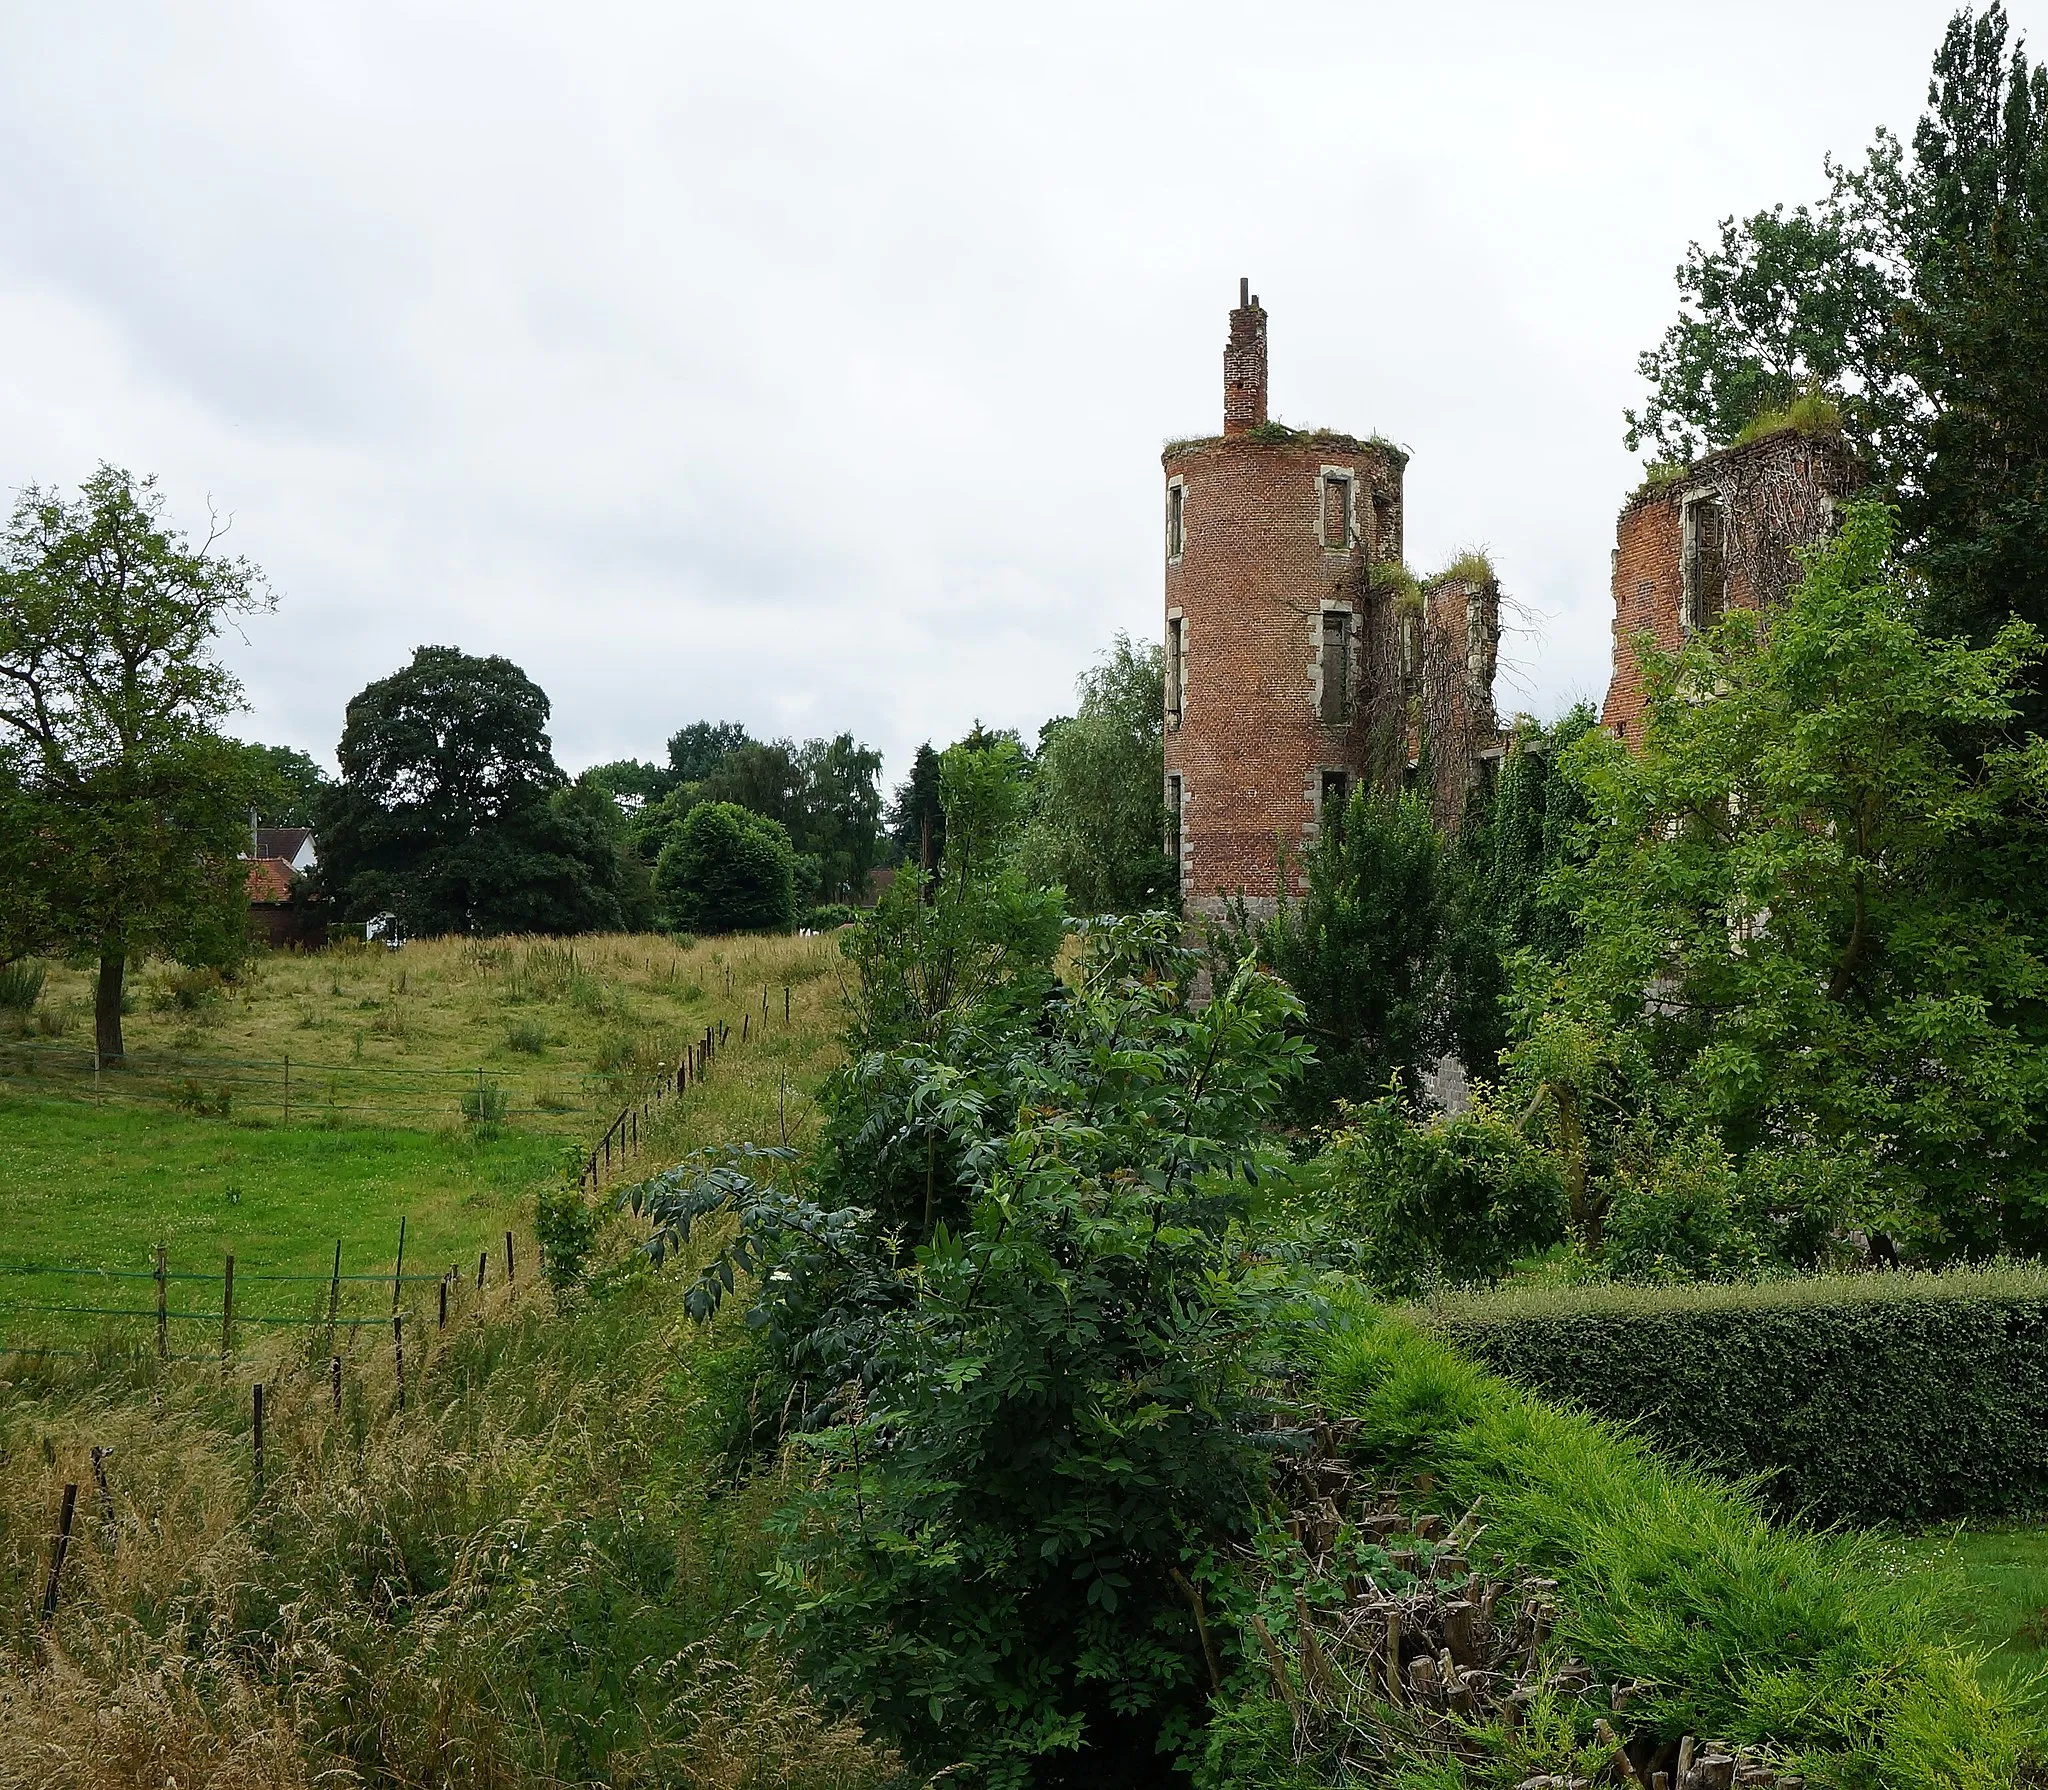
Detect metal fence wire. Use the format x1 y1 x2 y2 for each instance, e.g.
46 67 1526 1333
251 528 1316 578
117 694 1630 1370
0 1221 523 1366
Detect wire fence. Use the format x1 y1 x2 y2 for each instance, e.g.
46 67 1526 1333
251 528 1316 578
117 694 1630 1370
0 1038 606 1129
0 1219 522 1368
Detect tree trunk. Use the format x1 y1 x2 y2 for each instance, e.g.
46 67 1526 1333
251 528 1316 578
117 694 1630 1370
94 951 126 1064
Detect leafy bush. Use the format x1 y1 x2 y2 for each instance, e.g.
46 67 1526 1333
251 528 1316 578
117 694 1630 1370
1317 1302 2035 1787
1283 1094 1565 1294
656 800 796 934
798 903 858 931
506 1017 550 1054
1602 1130 1765 1283
1427 1266 2048 1525
627 918 1314 1786
149 963 225 1013
535 1178 602 1299
0 958 45 1011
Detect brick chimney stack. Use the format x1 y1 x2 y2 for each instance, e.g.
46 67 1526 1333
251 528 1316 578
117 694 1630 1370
1222 277 1267 435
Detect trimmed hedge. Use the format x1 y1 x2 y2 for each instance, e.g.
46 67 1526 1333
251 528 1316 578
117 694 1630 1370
1314 1301 2036 1788
1422 1269 2048 1526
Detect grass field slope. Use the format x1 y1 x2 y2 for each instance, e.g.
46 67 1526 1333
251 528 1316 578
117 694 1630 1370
0 932 843 1356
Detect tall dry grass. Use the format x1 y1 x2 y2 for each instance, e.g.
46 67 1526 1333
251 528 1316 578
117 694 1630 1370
0 930 903 1789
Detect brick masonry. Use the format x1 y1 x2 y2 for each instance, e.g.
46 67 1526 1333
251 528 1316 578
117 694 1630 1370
1603 430 1861 746
1162 286 1497 918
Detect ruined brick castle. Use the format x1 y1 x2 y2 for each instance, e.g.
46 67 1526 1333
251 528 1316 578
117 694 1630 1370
1161 284 1855 919
1161 283 1502 921
1601 429 1859 745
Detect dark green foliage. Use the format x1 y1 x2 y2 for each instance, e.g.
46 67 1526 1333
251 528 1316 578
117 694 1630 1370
1229 784 1446 1121
580 756 675 807
634 919 1312 1786
1442 706 1599 1075
799 903 858 931
885 741 945 873
1319 1304 2032 1786
835 734 1060 1064
1014 634 1174 915
1630 4 2048 680
698 740 805 834
319 646 627 937
555 774 656 931
791 733 885 905
629 731 882 907
0 466 272 1058
654 800 795 934
238 741 329 827
1284 1096 1566 1295
1513 506 2048 1260
1429 1269 2048 1529
667 718 752 783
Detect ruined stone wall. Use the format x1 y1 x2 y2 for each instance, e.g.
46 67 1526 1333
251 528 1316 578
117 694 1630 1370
1603 430 1860 748
1419 575 1501 834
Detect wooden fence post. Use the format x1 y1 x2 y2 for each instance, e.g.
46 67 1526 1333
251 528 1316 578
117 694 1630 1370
477 1249 486 1291
331 1354 342 1417
505 1231 515 1283
742 1011 749 1044
392 1313 405 1411
39 1484 77 1625
91 1445 115 1551
220 1254 235 1375
327 1240 342 1335
391 1216 407 1313
438 1274 448 1330
154 1244 168 1361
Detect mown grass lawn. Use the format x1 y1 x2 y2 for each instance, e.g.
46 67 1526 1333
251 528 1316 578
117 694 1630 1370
1893 1523 2048 1703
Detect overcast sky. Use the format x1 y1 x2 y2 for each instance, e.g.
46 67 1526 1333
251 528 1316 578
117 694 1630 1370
0 2 2000 791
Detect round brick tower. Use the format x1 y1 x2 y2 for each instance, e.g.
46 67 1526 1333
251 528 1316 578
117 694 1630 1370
1162 282 1406 920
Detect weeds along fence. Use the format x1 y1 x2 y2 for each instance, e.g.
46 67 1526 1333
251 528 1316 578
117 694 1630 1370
0 1217 523 1375
0 1037 606 1131
6 1221 543 1637
580 981 801 1193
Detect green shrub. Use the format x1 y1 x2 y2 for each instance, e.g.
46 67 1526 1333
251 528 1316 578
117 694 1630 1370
461 1079 510 1129
506 1018 550 1054
149 964 225 1013
0 959 45 1012
640 918 1313 1786
1602 1130 1765 1283
1426 1267 2048 1525
656 801 796 934
1286 1094 1565 1293
797 904 858 931
535 1179 601 1299
1317 1302 2034 1787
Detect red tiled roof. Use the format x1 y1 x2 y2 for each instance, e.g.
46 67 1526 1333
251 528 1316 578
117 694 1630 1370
245 857 294 903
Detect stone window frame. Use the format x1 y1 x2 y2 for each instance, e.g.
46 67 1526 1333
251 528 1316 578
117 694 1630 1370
1166 475 1188 564
1165 606 1187 729
1318 465 1357 553
1312 601 1357 725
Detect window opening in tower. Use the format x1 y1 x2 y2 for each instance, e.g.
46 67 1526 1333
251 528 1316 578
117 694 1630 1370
1320 609 1352 724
